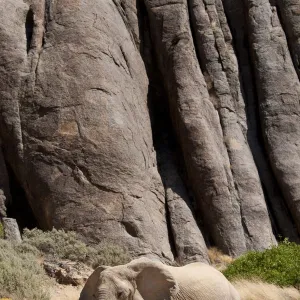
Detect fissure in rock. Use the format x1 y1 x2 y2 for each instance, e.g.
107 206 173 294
5 163 38 231
137 0 179 259
25 9 34 53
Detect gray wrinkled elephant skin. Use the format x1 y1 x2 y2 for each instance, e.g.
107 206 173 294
80 257 240 300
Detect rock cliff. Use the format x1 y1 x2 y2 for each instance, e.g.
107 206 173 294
0 0 299 263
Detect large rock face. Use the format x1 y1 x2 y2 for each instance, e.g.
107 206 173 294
0 0 173 260
0 0 300 262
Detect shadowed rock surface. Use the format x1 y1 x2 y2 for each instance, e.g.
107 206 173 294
0 0 300 262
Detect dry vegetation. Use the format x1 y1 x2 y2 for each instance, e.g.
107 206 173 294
0 239 51 300
21 228 131 268
0 228 131 300
208 247 234 271
233 280 300 300
1 226 300 300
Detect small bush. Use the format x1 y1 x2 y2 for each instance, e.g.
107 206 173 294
16 242 41 256
22 228 131 268
22 228 90 261
223 240 300 288
0 222 3 239
0 239 51 300
87 243 132 269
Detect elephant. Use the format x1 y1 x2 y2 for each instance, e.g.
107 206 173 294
79 257 240 300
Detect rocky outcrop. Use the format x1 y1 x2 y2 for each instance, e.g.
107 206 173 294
222 0 299 243
243 0 300 236
0 0 173 260
44 260 93 286
0 190 7 219
0 0 300 262
3 218 22 243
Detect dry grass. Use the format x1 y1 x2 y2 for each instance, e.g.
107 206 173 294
233 280 300 300
207 247 234 271
0 239 51 300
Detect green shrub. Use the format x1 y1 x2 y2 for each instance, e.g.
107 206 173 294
87 243 132 269
0 239 51 300
22 228 90 261
0 222 3 239
22 228 131 268
16 241 41 256
223 240 300 288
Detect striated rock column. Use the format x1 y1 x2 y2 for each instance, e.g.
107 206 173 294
144 0 248 256
222 0 299 242
158 139 209 263
244 0 300 234
188 0 275 250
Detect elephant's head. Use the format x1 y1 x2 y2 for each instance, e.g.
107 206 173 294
79 257 179 300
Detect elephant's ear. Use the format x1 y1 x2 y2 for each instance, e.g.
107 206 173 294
79 266 108 300
128 258 179 300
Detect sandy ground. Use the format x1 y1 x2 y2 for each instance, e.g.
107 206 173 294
49 283 83 300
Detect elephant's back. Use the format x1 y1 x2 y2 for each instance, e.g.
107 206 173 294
169 263 239 300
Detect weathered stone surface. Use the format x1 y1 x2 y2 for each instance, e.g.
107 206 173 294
0 0 173 260
1 0 300 261
189 0 275 250
144 0 248 256
0 190 7 219
139 0 209 262
244 0 300 234
277 0 300 78
3 217 22 243
222 0 299 242
158 136 209 263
